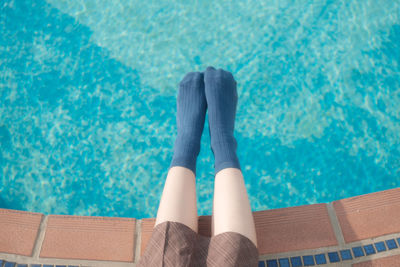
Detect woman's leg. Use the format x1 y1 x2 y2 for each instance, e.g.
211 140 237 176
212 168 257 247
155 166 198 232
203 66 257 247
155 71 207 233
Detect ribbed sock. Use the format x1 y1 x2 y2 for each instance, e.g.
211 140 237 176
169 72 207 176
204 66 241 175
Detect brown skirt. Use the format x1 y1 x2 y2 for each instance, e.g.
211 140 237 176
137 221 259 267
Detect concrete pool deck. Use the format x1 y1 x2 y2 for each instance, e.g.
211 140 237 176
1 187 400 267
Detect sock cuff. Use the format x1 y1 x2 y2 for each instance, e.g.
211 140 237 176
214 160 241 175
169 155 197 176
210 136 241 175
170 136 200 176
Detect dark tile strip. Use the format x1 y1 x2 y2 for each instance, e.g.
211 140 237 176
258 235 400 266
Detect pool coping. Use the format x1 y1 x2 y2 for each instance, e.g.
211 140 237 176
1 187 400 267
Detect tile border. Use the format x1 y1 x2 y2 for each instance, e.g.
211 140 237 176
2 229 400 267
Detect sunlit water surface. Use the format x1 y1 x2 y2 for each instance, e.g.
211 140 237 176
1 0 399 218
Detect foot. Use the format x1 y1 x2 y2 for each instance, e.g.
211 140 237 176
204 67 240 174
169 72 207 176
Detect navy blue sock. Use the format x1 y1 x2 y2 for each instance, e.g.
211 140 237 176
169 72 207 176
204 67 241 175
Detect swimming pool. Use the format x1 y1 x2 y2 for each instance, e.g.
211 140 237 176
1 0 399 219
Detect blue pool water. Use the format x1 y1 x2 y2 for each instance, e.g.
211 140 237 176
1 0 399 219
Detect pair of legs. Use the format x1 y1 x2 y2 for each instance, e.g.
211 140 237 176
154 67 257 248
155 167 257 247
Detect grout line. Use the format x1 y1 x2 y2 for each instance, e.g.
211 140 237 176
32 214 48 259
326 202 346 247
134 219 142 263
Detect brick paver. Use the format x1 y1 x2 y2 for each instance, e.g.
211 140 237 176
253 203 338 254
0 208 43 256
333 188 400 242
40 215 135 262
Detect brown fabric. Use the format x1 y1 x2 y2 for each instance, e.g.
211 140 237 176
137 221 259 267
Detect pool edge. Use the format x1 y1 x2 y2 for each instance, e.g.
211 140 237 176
0 187 399 266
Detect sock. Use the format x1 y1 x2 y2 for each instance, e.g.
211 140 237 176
169 72 207 176
204 66 241 175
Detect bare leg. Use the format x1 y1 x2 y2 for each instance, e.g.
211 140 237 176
203 67 257 247
154 71 205 233
212 168 257 247
155 166 198 232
